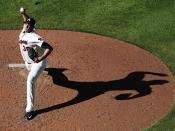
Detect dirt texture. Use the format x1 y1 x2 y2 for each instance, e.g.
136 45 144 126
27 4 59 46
0 30 175 131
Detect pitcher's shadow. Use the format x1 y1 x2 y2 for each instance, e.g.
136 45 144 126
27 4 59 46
35 68 168 116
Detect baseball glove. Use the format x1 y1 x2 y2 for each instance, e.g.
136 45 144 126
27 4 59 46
28 47 38 60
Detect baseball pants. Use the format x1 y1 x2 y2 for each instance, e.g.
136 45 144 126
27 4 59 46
25 59 47 112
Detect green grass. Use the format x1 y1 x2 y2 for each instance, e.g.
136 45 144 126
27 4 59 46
0 0 175 130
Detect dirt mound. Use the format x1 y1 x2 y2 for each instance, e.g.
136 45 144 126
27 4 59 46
0 30 174 131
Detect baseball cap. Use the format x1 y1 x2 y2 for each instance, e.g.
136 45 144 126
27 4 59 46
24 18 35 26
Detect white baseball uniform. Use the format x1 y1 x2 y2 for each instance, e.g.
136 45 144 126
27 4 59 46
19 25 47 112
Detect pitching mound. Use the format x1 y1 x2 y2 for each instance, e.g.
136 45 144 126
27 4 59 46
0 30 175 131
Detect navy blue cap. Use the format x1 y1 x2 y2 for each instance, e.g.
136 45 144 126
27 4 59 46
24 18 35 26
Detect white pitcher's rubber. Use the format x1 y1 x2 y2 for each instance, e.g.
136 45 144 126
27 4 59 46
8 64 25 68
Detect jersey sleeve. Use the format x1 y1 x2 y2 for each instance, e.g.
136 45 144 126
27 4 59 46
21 24 26 33
19 24 26 39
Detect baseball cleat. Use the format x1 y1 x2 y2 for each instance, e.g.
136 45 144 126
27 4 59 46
24 111 36 120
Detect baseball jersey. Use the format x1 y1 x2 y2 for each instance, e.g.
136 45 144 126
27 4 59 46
19 25 45 63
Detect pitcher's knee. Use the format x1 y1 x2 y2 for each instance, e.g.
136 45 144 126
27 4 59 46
27 77 36 85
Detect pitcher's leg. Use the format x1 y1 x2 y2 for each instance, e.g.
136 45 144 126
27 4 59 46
26 60 47 112
26 73 35 112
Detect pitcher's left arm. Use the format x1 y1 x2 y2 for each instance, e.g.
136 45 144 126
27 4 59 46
33 42 53 63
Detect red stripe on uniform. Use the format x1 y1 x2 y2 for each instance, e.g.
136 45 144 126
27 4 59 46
19 40 28 45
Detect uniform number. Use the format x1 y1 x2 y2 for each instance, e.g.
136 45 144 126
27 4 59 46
23 46 29 51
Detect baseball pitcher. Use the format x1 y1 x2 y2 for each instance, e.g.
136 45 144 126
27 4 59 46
19 7 53 120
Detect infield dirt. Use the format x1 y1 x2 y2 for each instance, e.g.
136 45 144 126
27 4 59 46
0 30 175 131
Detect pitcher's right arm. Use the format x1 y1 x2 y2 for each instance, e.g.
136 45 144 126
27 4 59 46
20 7 30 22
